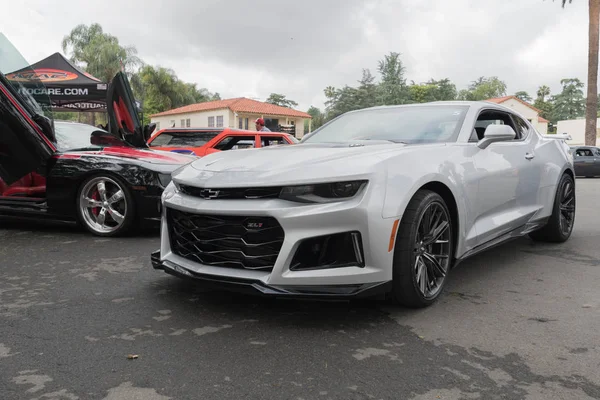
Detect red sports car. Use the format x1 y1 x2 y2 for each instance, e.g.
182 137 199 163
146 127 299 156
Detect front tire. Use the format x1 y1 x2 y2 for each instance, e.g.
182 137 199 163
76 174 136 237
390 190 454 308
529 173 575 243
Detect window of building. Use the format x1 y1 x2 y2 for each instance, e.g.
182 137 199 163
186 118 191 127
170 120 175 127
217 115 224 128
208 116 215 127
239 117 243 129
180 119 185 127
245 118 249 130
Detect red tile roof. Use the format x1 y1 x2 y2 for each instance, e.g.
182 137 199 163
485 95 544 114
538 116 549 123
150 97 312 119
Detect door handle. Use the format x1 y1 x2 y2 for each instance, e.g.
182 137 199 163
525 152 535 160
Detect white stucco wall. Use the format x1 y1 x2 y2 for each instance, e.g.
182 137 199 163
151 108 230 130
556 118 600 145
491 98 548 135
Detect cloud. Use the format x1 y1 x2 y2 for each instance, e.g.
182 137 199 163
0 0 591 110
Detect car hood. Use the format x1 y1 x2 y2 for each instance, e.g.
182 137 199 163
172 141 418 187
67 147 195 165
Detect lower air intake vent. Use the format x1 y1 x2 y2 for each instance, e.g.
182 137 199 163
167 208 284 271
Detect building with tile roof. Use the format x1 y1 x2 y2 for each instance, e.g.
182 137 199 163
485 95 549 134
150 97 313 138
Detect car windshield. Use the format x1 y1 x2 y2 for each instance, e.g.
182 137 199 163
0 32 53 121
302 105 469 144
54 121 106 152
149 130 222 147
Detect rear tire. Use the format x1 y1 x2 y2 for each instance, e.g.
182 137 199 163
529 173 575 243
390 190 454 308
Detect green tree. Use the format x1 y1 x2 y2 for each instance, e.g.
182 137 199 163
266 93 298 108
306 106 325 131
409 78 457 103
552 78 586 121
61 24 142 126
355 69 378 108
514 91 533 103
556 0 598 145
376 52 409 105
323 85 361 120
458 76 507 101
428 78 457 101
537 85 551 102
62 23 142 82
409 82 437 103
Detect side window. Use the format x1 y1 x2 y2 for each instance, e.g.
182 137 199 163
213 136 257 151
471 110 519 142
511 115 530 140
593 148 600 156
261 136 289 146
148 131 221 147
575 148 593 157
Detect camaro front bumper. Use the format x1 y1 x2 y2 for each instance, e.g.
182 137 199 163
152 179 398 299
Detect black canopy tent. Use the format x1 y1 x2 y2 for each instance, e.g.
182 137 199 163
6 52 108 112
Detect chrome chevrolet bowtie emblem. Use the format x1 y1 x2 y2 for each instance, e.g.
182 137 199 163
200 189 220 199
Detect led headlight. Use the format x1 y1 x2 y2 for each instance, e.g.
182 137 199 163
279 180 367 203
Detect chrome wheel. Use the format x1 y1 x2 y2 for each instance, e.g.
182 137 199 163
413 201 452 299
79 176 128 235
558 178 575 236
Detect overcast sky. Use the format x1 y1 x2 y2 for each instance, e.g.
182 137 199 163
0 0 591 111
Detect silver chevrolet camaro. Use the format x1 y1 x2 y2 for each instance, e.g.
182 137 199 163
151 101 576 308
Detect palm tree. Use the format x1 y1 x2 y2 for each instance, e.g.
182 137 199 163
537 85 551 102
557 0 598 146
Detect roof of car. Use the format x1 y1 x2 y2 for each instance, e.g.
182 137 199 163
154 127 293 135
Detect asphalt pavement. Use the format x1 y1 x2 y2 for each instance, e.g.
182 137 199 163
1 179 599 400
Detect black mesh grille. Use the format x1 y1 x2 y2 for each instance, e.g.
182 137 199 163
179 185 282 200
167 208 284 271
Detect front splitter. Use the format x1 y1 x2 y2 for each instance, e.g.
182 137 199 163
151 250 391 300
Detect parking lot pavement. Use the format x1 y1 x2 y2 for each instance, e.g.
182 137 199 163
0 179 599 400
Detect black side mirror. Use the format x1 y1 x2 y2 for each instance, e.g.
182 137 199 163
90 130 126 146
32 114 56 143
143 123 156 142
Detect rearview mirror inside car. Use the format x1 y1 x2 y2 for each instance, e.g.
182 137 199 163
477 125 516 149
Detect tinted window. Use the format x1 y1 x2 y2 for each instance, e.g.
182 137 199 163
149 131 221 147
575 148 594 157
302 105 469 144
